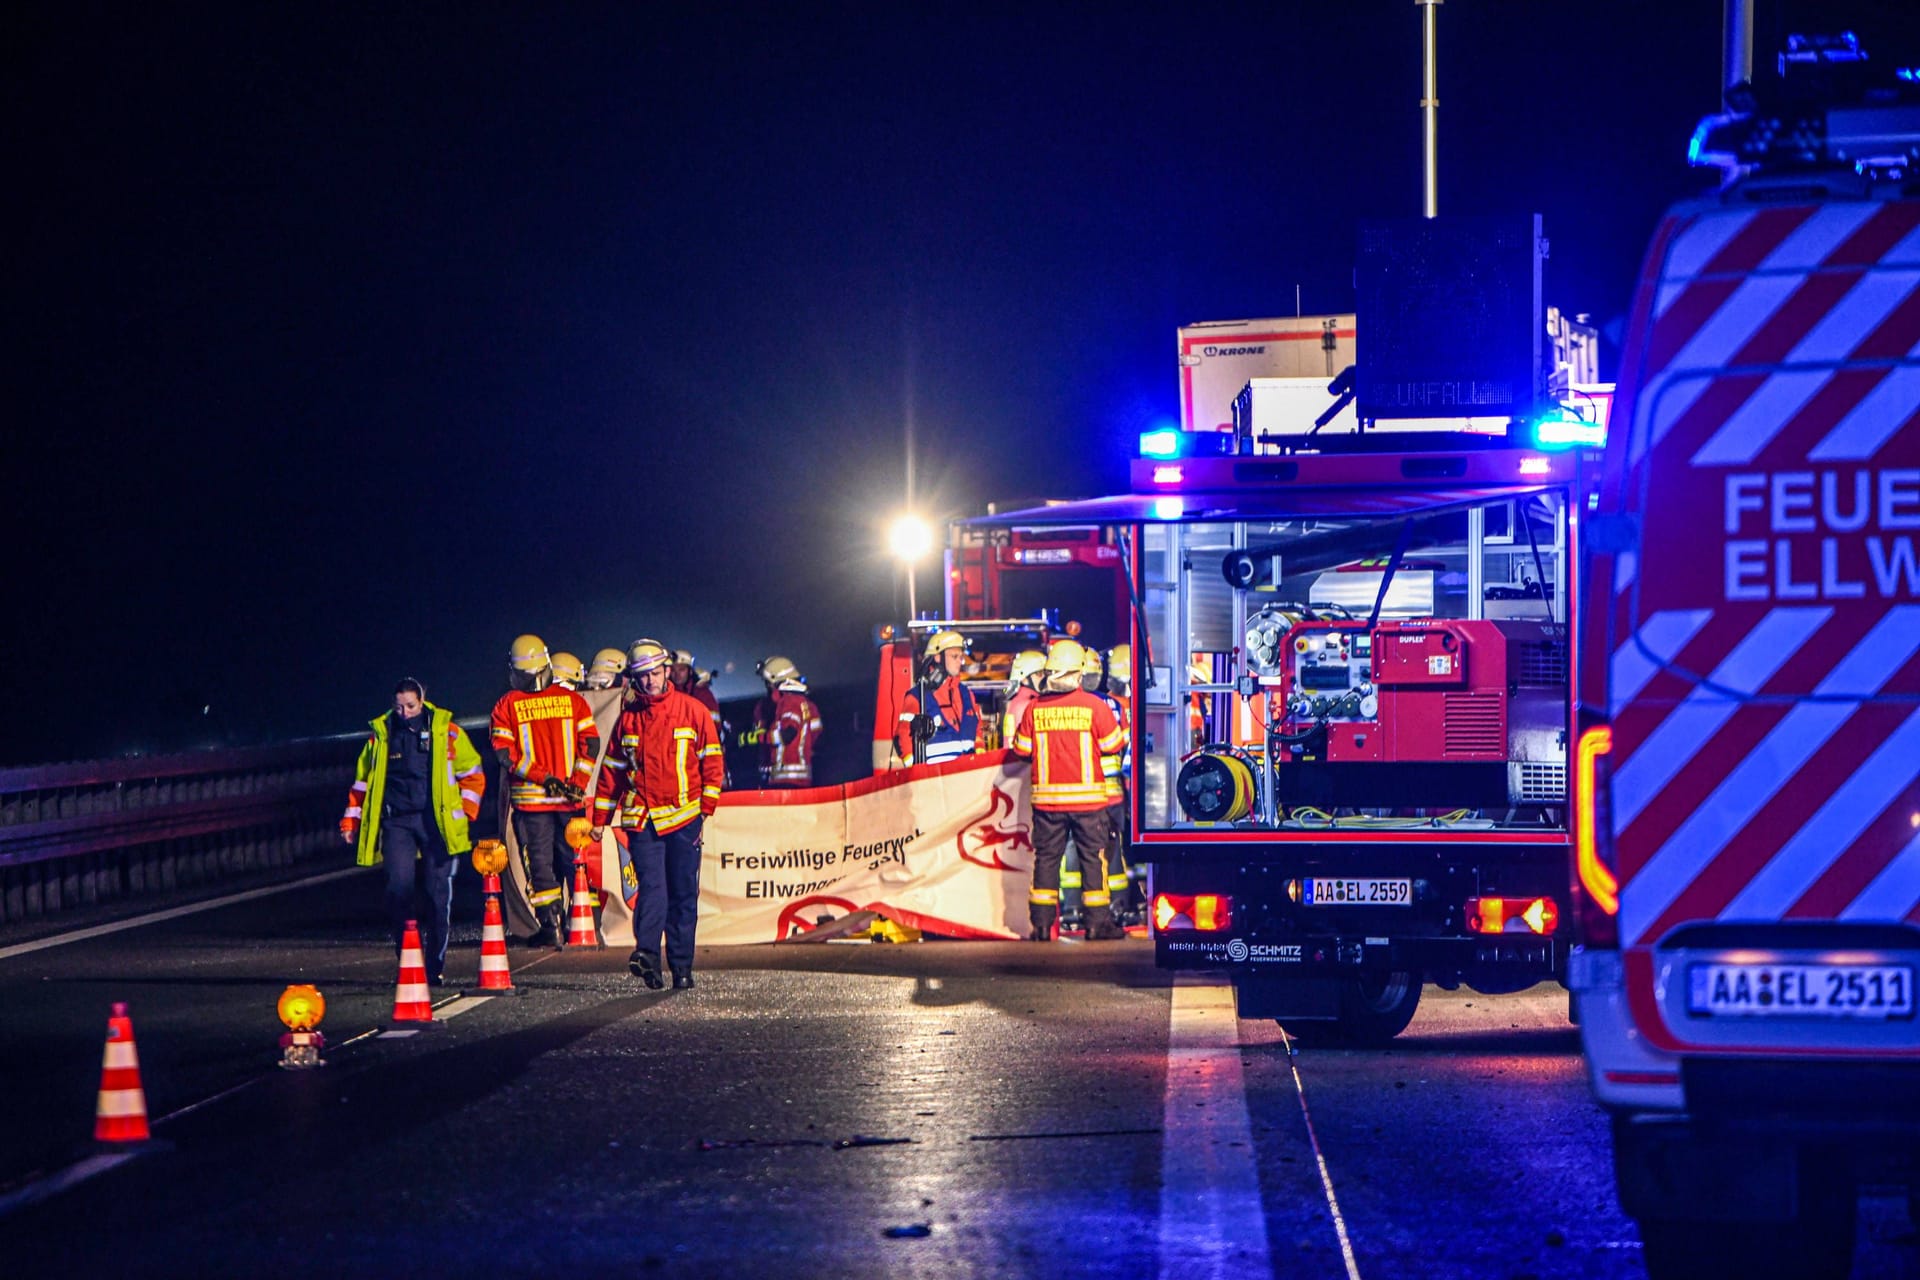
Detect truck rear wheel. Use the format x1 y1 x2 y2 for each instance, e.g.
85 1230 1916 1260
1336 969 1421 1045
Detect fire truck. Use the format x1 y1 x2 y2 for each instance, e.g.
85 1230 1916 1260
968 301 1608 1040
868 522 1133 771
1570 30 1920 1278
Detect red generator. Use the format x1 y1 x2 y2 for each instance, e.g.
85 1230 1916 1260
1269 618 1567 813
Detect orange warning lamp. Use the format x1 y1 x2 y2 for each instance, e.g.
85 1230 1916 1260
278 984 325 1032
471 838 508 876
1065 619 1083 637
564 817 596 853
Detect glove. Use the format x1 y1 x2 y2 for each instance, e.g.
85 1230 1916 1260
339 820 356 846
909 714 934 742
542 776 586 804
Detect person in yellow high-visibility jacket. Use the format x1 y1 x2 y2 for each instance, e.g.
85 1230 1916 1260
341 678 486 985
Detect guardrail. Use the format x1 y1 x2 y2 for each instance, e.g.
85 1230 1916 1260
0 735 364 924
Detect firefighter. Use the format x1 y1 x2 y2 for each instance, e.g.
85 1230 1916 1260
896 630 979 766
591 639 724 990
746 655 822 787
1104 643 1139 920
585 648 627 690
341 678 487 985
1001 649 1046 743
550 651 585 691
671 647 723 733
490 634 600 948
1010 640 1126 941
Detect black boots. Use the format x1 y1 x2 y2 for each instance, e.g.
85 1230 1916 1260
1028 905 1058 942
628 948 664 989
671 971 695 990
1083 906 1125 941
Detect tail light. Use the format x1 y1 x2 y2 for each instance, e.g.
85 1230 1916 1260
1153 893 1232 932
1573 724 1619 947
1465 896 1559 935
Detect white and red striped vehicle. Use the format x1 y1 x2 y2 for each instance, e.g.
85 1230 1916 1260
1571 65 1920 1278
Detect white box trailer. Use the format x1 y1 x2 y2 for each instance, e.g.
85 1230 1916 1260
1178 316 1355 433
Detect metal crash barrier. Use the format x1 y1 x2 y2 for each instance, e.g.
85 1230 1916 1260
0 736 363 924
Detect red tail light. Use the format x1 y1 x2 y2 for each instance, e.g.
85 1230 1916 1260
1153 893 1232 932
1465 896 1559 935
1573 724 1619 947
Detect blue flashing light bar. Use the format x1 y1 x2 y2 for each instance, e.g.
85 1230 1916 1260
1139 428 1181 459
1530 409 1607 451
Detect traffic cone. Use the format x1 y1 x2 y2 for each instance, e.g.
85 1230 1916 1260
465 884 525 997
391 920 435 1024
94 1002 151 1144
566 863 600 948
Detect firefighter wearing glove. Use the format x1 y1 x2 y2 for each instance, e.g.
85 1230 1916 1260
341 678 486 985
1010 640 1126 941
744 655 821 787
593 639 724 991
490 634 600 947
896 630 979 766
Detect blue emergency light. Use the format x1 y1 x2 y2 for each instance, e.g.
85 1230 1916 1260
1527 407 1606 451
1139 428 1182 458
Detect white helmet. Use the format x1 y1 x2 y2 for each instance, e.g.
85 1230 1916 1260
1008 649 1046 689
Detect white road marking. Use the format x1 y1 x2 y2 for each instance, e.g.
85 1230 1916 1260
1158 976 1273 1280
432 996 489 1021
1282 1030 1364 1280
0 867 367 961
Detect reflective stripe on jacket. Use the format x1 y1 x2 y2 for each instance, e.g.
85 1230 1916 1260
593 689 724 834
1011 689 1124 812
490 687 599 810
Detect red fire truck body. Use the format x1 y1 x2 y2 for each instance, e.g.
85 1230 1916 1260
974 439 1595 1042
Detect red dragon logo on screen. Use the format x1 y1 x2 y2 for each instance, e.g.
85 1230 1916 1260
775 895 861 940
957 784 1032 871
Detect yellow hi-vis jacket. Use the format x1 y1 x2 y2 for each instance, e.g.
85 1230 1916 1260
342 703 486 867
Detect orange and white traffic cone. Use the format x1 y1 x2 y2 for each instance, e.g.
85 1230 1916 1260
391 920 436 1025
565 863 600 948
465 881 524 997
95 1002 152 1144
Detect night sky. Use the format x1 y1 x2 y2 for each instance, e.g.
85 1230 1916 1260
8 2 1920 764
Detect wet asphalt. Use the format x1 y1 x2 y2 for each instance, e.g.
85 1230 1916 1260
0 869 1914 1278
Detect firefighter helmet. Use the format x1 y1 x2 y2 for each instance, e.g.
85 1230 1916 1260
924 630 967 659
758 654 800 685
508 634 551 673
1080 646 1104 677
1008 649 1046 688
672 648 695 667
1045 639 1088 690
1106 644 1132 688
586 648 626 688
550 651 585 688
626 638 670 675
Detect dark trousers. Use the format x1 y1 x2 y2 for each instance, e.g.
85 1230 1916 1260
514 809 575 919
1033 807 1112 911
384 812 455 977
628 816 703 975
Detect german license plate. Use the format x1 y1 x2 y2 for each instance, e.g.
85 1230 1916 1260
1303 877 1411 906
1687 963 1914 1019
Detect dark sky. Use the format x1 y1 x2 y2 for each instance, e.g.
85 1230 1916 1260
7 2 1919 763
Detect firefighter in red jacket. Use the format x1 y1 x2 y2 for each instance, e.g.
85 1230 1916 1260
671 647 724 733
1011 639 1127 941
745 655 823 787
490 634 600 947
592 639 724 990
